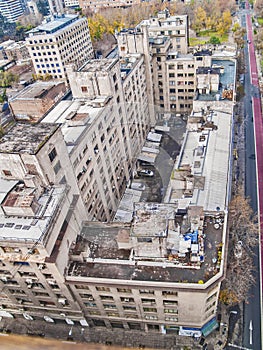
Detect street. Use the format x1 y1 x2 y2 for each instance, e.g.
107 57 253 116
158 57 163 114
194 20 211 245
237 4 263 350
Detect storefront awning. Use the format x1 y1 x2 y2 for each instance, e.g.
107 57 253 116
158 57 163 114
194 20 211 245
201 317 218 337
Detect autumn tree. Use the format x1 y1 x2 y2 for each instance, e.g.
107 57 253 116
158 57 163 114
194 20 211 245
192 6 207 34
232 23 246 49
0 71 19 88
220 190 258 305
215 10 232 36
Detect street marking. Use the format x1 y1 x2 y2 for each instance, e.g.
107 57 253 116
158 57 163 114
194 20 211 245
249 320 253 345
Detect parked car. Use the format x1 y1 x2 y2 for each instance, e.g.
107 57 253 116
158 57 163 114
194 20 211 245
137 169 154 177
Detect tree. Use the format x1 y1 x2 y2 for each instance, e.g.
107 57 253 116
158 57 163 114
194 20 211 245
192 7 207 34
216 10 232 36
0 71 19 88
209 36 221 44
221 190 258 305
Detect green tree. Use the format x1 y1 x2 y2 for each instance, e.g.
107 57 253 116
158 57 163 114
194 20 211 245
209 36 221 44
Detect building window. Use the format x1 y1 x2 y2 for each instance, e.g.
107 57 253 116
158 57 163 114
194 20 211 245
96 286 110 292
53 161 61 174
120 297 134 303
103 304 117 309
164 308 178 314
117 288 131 293
100 295 114 301
143 307 157 313
123 305 136 311
3 170 12 177
81 86 88 92
48 147 57 162
162 291 178 297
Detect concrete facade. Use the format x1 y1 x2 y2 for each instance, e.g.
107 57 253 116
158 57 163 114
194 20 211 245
79 0 140 12
0 0 24 23
9 81 67 122
26 15 93 81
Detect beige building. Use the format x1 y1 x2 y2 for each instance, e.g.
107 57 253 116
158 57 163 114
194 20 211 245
0 40 30 62
79 0 140 12
43 55 152 221
9 81 67 122
26 14 93 81
0 11 236 340
0 123 87 322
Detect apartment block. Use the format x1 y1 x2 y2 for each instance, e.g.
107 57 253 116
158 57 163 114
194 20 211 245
117 11 218 115
0 40 30 62
79 0 140 12
43 55 152 221
26 14 94 81
0 0 24 23
0 121 89 321
0 7 236 340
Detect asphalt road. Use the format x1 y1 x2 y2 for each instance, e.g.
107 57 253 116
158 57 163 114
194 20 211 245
240 6 262 350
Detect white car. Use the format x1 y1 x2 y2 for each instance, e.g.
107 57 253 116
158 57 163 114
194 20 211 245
137 169 154 177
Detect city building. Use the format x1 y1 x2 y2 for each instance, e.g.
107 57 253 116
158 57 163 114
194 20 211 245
0 40 30 62
0 8 237 343
25 14 94 81
0 0 24 23
78 0 140 12
9 81 67 122
48 0 65 14
44 55 153 221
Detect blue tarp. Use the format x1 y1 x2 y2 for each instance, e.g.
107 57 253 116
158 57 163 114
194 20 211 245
184 230 198 243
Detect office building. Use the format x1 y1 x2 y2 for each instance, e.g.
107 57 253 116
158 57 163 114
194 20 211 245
26 14 94 81
0 0 24 23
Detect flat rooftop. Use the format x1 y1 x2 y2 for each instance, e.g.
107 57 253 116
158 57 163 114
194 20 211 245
9 81 64 101
67 210 224 284
79 59 117 72
28 14 79 35
42 99 106 154
196 59 235 101
0 180 66 244
0 123 59 154
169 105 232 212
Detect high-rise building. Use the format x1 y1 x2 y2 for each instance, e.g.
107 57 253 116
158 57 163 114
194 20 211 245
26 14 94 81
0 0 24 23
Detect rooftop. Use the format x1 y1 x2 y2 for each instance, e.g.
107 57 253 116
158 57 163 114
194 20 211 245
9 81 65 101
170 106 232 212
28 14 79 36
79 59 117 72
196 59 235 101
67 207 225 284
0 179 67 245
0 123 59 154
42 99 106 154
